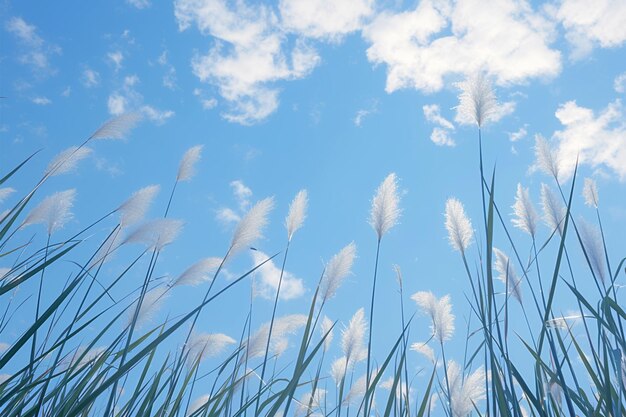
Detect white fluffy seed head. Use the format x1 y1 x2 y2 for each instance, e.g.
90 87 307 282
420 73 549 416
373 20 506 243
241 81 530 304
456 73 498 127
331 356 348 385
540 184 565 236
534 135 560 180
229 197 274 257
285 189 308 241
172 257 222 287
578 220 607 284
186 332 236 366
245 314 307 359
321 316 334 352
446 361 486 417
132 286 168 326
45 146 93 177
90 112 142 140
23 189 76 235
117 185 160 228
493 248 523 304
511 183 538 238
445 198 473 253
369 173 401 241
177 145 203 182
123 218 184 251
319 242 357 303
410 342 436 365
341 308 367 364
583 178 599 208
411 291 455 343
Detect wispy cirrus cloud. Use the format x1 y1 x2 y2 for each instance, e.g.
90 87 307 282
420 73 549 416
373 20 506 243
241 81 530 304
5 17 61 76
423 104 455 147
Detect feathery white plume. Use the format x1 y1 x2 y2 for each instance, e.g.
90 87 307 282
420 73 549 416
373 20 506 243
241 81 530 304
493 248 523 304
177 145 203 182
90 112 142 140
445 198 473 253
172 257 222 287
123 218 184 251
331 356 348 385
534 135 560 180
0 188 16 205
117 185 160 228
410 342 436 365
296 389 326 417
578 220 607 284
321 316 334 352
456 73 498 127
319 242 356 303
229 197 274 257
381 376 412 401
540 184 565 236
187 394 210 417
341 308 367 364
131 286 168 326
369 173 401 240
245 314 306 358
446 361 486 417
548 381 562 405
545 314 583 330
23 189 76 235
343 374 367 406
411 291 455 343
582 178 599 208
285 189 308 241
186 332 236 365
511 183 538 237
88 230 124 269
393 264 403 291
45 146 92 177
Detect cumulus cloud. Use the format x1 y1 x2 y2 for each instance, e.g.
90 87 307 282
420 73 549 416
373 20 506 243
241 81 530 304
141 105 175 124
32 96 51 105
362 0 561 93
5 17 60 74
108 93 127 115
423 104 455 146
251 250 305 300
174 0 321 124
279 0 374 40
106 75 174 123
215 180 253 225
549 99 626 180
82 68 100 87
553 0 626 59
615 72 626 93
508 126 528 142
108 51 124 71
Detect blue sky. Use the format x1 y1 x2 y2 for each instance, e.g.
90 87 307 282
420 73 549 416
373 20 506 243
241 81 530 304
1 0 626 409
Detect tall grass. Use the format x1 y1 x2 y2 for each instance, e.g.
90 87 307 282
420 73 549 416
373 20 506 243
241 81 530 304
0 85 624 417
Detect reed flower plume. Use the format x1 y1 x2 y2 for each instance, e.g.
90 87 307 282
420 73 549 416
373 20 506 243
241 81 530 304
343 374 367 406
319 242 356 303
131 286 168 326
341 308 367 364
511 183 538 238
534 135 560 180
410 342 436 365
90 112 142 140
186 332 236 365
0 187 16 204
455 73 498 128
331 356 348 385
541 183 565 236
229 197 274 257
545 314 583 330
123 218 184 251
296 389 326 417
446 361 486 417
411 291 455 343
445 198 473 253
493 248 523 304
369 173 401 241
578 220 607 284
583 178 599 208
285 189 308 241
321 316 334 352
45 146 92 177
245 314 306 358
22 189 76 235
177 145 203 182
117 185 160 228
171 257 222 287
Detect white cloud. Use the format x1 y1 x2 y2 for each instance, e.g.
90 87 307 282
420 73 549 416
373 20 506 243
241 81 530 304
216 207 240 224
251 250 305 300
202 98 218 109
107 93 127 115
108 51 124 71
353 100 378 126
362 0 561 93
127 0 151 8
508 126 528 142
82 68 100 87
423 104 455 146
32 96 51 105
550 99 626 180
157 50 177 89
279 0 374 40
615 72 626 93
174 0 321 124
5 17 60 74
124 75 140 87
61 86 71 97
554 0 626 59
230 180 252 211
141 105 175 124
